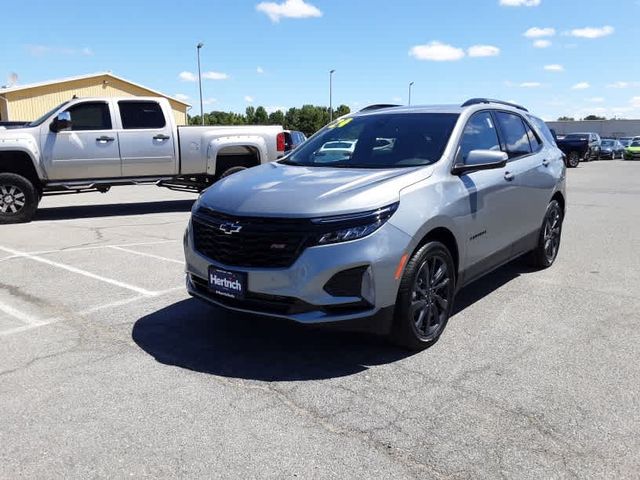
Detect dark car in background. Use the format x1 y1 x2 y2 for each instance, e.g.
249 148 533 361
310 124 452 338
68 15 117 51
599 139 625 159
284 130 307 152
556 132 601 167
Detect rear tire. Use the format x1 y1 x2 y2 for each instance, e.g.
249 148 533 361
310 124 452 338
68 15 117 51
219 166 247 179
390 241 456 351
528 200 563 269
567 151 580 168
0 173 39 224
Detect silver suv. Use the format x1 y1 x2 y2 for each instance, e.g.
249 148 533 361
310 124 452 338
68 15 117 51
184 99 566 350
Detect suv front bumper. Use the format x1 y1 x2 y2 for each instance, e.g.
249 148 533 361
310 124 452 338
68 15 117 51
184 219 412 324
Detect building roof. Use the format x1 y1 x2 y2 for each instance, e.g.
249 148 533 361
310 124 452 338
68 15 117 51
0 72 190 107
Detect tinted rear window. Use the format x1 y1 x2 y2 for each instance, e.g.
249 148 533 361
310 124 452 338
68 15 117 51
282 113 459 168
118 101 166 129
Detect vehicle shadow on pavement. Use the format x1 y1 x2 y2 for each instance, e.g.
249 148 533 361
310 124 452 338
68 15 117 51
34 199 195 221
132 298 412 381
132 261 529 381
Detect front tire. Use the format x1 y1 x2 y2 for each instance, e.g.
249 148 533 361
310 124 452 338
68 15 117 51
390 242 456 350
528 200 563 269
0 173 39 224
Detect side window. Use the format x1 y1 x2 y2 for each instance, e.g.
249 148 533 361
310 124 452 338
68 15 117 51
524 121 543 152
65 102 112 131
495 111 532 158
118 101 166 129
528 115 556 146
457 111 500 164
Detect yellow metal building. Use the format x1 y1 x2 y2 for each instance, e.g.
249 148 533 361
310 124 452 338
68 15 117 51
0 72 190 125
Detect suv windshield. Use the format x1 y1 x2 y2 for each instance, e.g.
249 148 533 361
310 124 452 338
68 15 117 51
27 101 70 127
281 113 459 168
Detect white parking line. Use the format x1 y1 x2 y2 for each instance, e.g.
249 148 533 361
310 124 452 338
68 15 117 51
25 240 178 256
109 246 184 264
0 302 47 326
0 245 157 297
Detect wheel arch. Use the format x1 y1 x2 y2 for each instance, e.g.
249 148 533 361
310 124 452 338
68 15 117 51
412 226 460 283
0 150 42 188
551 190 565 215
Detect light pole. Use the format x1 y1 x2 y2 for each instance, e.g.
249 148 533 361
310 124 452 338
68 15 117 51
197 42 204 125
408 81 414 106
329 69 336 122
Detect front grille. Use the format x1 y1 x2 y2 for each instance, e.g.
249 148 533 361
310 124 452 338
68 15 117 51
192 208 314 268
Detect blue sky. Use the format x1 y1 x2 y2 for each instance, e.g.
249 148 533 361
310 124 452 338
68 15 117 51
2 0 640 120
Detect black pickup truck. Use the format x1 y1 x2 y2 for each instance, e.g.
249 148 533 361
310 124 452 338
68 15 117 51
556 132 601 167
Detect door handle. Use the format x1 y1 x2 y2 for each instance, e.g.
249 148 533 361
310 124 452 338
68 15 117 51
96 136 115 143
542 158 550 167
153 134 170 141
504 171 515 181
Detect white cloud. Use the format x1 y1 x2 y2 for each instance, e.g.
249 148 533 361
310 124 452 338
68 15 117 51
202 71 229 80
174 93 190 101
26 44 93 56
256 0 322 22
607 81 640 89
500 0 541 6
520 82 542 88
586 97 604 103
568 25 614 39
203 98 217 105
533 39 552 48
631 97 640 108
524 27 555 38
544 64 564 72
392 96 402 103
256 66 264 74
244 96 254 103
468 45 500 57
179 71 229 81
409 41 465 61
178 71 197 82
572 82 590 90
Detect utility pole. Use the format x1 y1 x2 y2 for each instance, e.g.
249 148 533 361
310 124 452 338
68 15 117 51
197 42 204 125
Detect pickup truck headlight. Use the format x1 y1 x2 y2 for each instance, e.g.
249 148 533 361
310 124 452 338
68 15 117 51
311 202 399 245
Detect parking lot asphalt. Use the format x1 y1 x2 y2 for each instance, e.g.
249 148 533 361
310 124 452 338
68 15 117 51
1 160 639 479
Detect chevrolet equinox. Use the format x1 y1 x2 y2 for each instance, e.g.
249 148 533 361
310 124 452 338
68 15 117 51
184 99 566 350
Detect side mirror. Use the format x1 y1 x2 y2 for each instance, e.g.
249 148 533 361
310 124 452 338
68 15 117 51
50 111 72 132
453 150 508 175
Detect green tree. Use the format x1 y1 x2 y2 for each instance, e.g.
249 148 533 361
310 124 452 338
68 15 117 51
557 116 575 121
583 115 606 121
268 110 285 125
245 106 256 124
335 104 351 118
254 106 269 124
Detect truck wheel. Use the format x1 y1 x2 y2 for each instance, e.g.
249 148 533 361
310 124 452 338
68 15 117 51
567 151 580 168
0 173 39 224
219 166 247 179
390 241 456 351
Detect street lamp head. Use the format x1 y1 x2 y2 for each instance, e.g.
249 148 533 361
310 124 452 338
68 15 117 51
409 81 414 86
330 69 336 74
197 42 204 49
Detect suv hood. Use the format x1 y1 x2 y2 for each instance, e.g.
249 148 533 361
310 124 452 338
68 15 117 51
198 162 433 217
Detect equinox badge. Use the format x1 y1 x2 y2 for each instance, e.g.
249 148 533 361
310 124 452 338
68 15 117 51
218 222 243 235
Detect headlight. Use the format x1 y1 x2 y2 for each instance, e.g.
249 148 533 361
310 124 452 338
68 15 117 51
311 202 399 245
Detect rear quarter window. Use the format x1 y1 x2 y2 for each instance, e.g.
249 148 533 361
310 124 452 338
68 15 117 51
118 101 166 129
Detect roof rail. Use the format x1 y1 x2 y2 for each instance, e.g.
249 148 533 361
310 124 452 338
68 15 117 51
461 98 529 112
359 104 401 112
